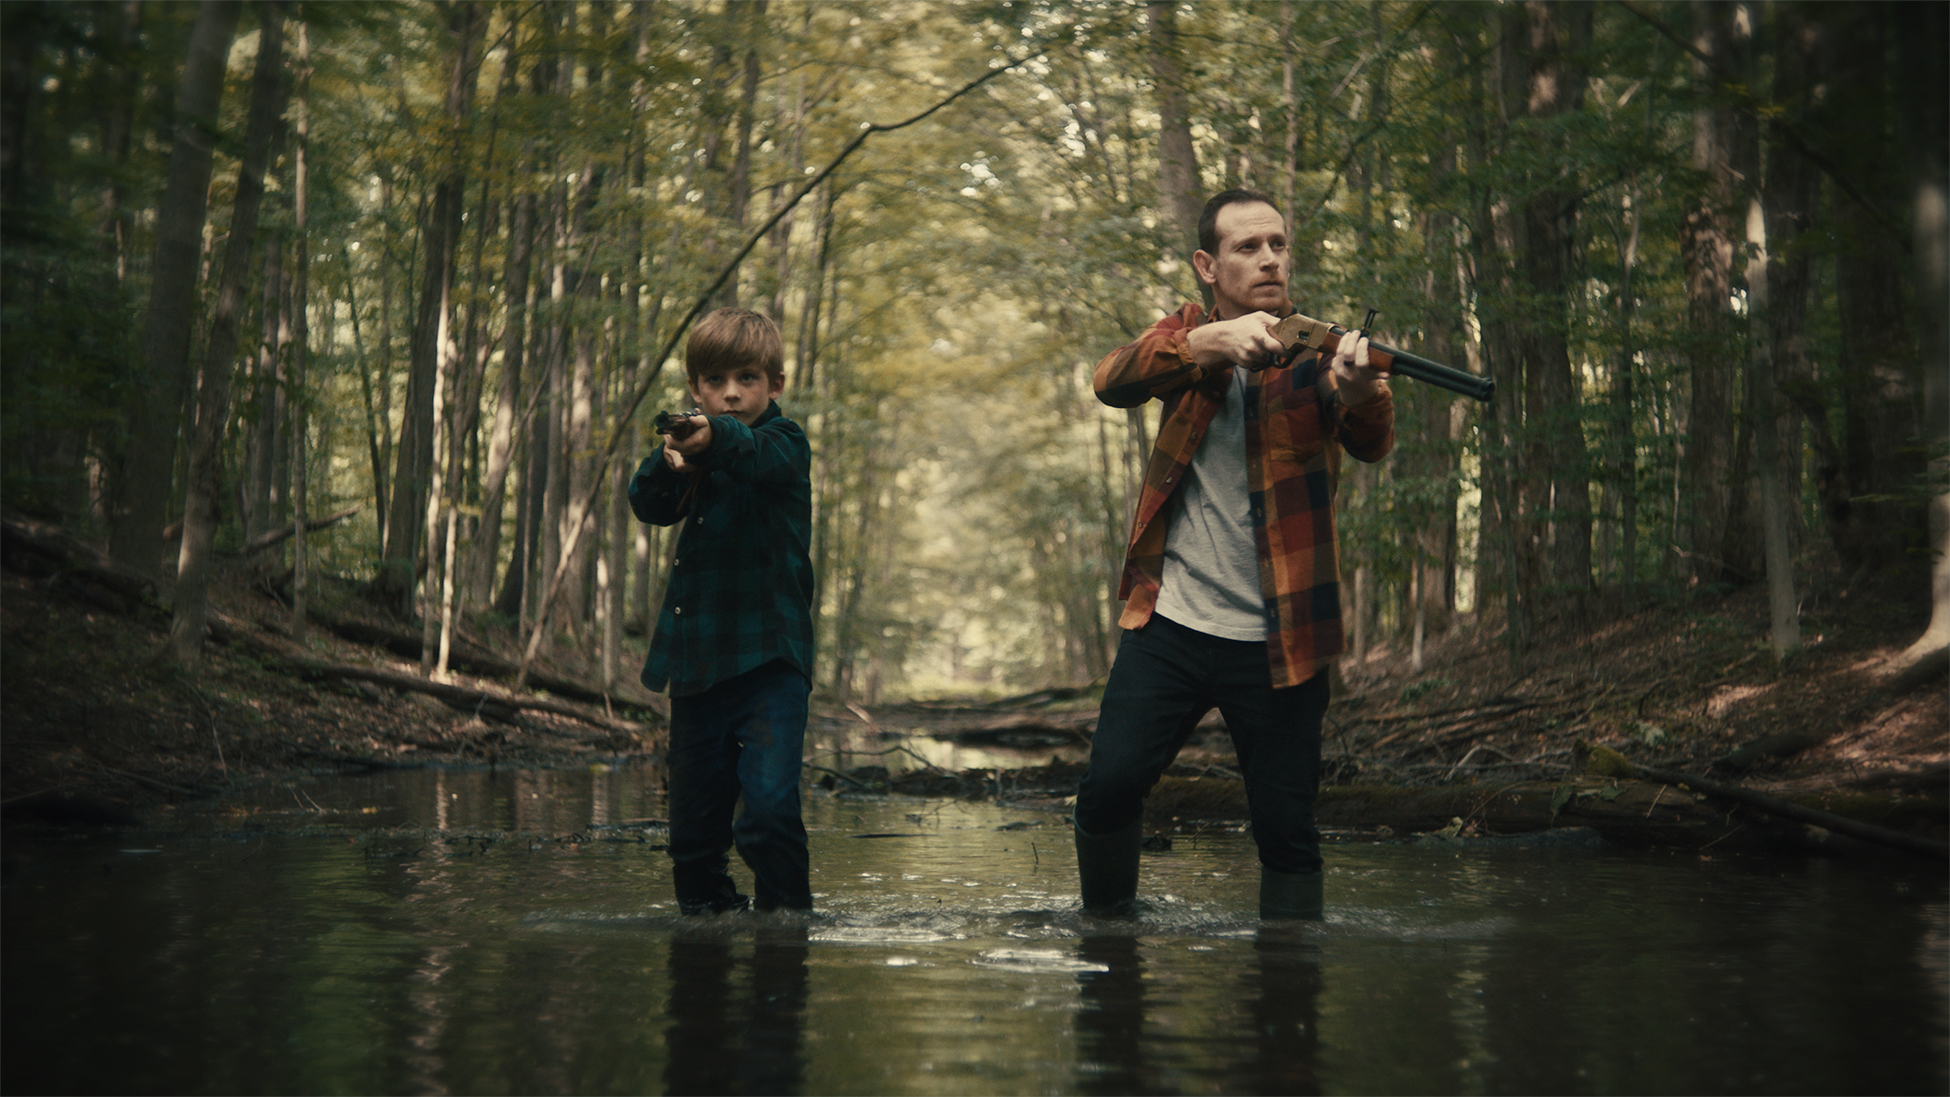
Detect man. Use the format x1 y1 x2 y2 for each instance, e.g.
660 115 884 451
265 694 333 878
1074 188 1395 920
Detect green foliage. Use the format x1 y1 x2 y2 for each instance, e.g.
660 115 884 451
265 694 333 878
7 0 1932 696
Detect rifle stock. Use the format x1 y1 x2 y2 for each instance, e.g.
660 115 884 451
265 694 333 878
1272 313 1496 403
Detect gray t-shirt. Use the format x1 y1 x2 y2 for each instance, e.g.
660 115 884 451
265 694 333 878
1156 368 1267 640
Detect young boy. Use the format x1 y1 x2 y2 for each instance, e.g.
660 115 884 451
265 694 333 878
630 308 816 914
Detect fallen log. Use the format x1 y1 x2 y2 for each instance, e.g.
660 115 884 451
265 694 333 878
1148 777 1754 848
1 514 158 610
921 712 1095 747
302 607 663 714
204 612 647 737
1714 724 1838 772
1 512 657 734
1364 697 1549 749
1576 739 1949 860
237 505 361 556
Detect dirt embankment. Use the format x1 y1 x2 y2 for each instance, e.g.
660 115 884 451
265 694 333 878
2 513 1944 859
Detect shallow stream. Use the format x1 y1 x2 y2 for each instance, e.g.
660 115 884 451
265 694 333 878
4 766 1945 1095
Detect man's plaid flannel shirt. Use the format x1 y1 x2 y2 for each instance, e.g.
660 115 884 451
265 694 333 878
630 402 815 696
1096 302 1395 689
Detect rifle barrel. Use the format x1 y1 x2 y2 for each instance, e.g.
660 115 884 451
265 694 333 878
1373 343 1496 403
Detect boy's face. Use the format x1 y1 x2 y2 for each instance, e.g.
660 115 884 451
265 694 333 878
688 363 783 426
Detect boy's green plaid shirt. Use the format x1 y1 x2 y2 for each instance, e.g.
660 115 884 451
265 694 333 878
630 402 815 696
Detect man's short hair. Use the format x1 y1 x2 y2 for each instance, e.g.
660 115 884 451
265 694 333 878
686 307 785 382
1196 188 1282 255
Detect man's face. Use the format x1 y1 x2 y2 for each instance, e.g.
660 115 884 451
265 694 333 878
1194 201 1291 318
688 363 782 425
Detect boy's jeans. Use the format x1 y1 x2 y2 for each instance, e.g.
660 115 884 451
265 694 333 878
667 659 813 912
1074 615 1329 875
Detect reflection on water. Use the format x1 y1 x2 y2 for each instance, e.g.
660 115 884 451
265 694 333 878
3 765 1945 1096
812 711 1090 777
665 925 810 1095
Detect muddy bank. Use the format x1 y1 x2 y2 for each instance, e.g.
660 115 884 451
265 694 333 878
829 760 1945 861
3 514 1944 862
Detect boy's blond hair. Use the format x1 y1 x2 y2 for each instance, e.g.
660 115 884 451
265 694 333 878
686 308 785 384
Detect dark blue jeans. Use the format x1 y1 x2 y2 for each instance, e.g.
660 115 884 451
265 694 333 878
1075 615 1330 875
667 659 813 912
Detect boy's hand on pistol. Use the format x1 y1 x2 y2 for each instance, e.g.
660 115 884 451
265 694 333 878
662 414 712 469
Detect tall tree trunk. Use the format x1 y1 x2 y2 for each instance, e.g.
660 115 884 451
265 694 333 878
106 0 241 579
373 176 401 552
534 24 577 640
625 3 659 648
1810 8 1922 582
421 249 458 674
1464 5 1532 657
603 320 635 693
727 1 764 249
1278 0 1300 222
1517 0 1593 606
496 386 547 624
430 158 496 672
1609 180 1642 595
1892 0 1950 682
421 4 487 669
486 19 560 619
168 5 285 669
381 0 480 618
289 18 311 644
246 213 287 543
467 41 539 608
1678 0 1752 586
1148 0 1204 273
1413 206 1463 637
562 326 596 636
1752 5 1826 659
473 188 535 606
345 258 389 536
98 1 143 284
1741 8 1814 660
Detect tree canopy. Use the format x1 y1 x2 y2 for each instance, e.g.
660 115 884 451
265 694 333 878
4 0 1943 698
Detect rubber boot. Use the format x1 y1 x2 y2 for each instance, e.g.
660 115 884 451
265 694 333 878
1074 818 1143 916
1259 868 1324 921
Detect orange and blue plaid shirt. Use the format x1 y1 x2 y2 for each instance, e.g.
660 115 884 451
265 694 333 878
1096 302 1395 689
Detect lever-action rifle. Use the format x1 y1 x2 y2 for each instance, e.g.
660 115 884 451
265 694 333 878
1272 310 1495 403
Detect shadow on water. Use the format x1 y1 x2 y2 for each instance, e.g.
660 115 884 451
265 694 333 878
3 765 1946 1096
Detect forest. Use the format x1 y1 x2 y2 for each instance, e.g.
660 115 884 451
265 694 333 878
3 0 1945 714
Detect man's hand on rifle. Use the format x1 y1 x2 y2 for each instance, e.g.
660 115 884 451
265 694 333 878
1330 329 1388 405
1187 311 1289 370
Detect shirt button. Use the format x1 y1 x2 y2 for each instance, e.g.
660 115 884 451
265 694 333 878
673 606 683 615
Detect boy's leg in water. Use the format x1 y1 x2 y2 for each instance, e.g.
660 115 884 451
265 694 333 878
667 686 750 914
730 660 813 911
